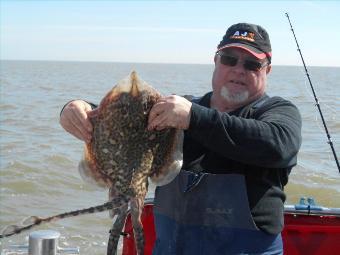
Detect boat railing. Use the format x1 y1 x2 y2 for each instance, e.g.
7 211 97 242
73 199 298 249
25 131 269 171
145 196 340 216
283 197 340 216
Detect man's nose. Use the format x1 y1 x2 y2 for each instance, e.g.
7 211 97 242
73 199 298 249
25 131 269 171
232 59 246 74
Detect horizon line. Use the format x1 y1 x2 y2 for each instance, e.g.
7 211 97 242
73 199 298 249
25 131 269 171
1 58 339 68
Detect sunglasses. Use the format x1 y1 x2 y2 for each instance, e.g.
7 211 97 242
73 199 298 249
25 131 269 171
216 51 268 71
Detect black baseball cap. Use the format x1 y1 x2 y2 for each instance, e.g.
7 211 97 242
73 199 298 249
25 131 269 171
217 23 272 62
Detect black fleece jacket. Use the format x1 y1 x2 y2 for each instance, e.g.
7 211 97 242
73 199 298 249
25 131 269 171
183 92 302 234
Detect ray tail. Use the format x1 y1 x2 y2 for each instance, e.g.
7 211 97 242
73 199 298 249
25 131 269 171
0 198 128 239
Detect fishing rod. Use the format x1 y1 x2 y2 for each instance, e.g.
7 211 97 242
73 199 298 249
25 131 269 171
285 12 340 174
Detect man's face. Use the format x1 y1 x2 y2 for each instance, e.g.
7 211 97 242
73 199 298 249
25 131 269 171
212 47 271 109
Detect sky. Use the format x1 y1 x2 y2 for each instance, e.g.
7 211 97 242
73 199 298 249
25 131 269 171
1 1 340 66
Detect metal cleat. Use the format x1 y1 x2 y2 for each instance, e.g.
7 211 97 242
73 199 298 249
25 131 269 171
1 230 80 255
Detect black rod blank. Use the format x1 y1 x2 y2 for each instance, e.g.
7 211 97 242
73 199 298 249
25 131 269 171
285 12 340 173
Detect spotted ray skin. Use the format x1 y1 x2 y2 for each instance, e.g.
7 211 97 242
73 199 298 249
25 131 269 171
80 71 183 255
0 72 183 255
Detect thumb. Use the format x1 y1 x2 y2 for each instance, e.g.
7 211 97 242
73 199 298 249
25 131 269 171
87 107 99 118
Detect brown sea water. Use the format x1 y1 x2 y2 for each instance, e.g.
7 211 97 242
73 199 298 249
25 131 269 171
0 60 339 254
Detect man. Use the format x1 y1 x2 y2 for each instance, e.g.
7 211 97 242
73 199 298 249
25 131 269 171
60 23 301 254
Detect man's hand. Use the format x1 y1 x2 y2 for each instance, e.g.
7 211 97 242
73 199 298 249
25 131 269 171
59 100 97 143
147 95 192 131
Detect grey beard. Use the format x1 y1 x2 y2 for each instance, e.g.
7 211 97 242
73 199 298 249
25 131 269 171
220 86 249 104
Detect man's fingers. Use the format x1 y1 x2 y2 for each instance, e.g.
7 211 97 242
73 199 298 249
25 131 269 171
148 102 166 127
149 112 168 130
71 104 92 131
70 110 92 142
60 116 87 142
74 124 91 143
59 100 95 142
72 129 88 142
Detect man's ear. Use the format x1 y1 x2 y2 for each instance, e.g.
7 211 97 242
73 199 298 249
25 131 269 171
214 54 218 63
266 64 272 74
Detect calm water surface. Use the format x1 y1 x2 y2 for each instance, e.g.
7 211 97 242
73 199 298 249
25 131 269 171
0 61 339 254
